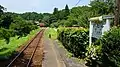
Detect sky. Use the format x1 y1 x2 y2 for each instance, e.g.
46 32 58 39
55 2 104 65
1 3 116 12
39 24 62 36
0 0 90 13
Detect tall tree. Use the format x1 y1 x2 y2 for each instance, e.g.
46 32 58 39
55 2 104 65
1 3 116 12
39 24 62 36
64 4 70 19
65 4 70 17
0 14 13 29
53 7 58 15
90 1 109 16
0 5 5 13
91 0 120 26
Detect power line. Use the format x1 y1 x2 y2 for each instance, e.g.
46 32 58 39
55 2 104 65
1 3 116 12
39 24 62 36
75 0 81 6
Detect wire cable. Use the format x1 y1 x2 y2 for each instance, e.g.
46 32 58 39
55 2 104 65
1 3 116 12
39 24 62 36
75 0 81 6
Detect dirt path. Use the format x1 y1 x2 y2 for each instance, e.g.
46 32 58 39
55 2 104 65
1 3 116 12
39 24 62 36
42 33 86 67
53 40 87 67
42 36 66 67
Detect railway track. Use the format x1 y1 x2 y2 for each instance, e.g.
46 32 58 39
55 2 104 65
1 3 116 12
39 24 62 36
7 29 44 67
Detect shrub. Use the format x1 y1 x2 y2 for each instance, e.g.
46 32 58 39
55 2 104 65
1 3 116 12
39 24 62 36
100 27 120 67
0 28 15 43
85 43 102 67
57 27 89 58
86 27 120 67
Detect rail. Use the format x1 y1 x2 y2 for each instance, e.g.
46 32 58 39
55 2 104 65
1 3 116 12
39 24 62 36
7 29 44 67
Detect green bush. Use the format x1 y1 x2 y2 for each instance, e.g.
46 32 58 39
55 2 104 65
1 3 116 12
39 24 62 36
86 27 120 67
0 28 15 43
85 43 102 67
9 16 38 37
100 27 120 67
57 27 89 58
0 14 38 43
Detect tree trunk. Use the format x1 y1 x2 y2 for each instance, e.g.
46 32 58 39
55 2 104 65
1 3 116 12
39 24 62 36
114 0 120 26
118 0 120 25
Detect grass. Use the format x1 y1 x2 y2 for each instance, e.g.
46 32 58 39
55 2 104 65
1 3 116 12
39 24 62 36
0 28 41 59
44 28 57 40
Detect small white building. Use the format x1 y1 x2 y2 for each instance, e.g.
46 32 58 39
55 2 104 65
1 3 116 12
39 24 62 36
89 15 114 46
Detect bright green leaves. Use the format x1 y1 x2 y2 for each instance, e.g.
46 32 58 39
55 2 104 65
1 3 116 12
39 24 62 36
57 28 89 58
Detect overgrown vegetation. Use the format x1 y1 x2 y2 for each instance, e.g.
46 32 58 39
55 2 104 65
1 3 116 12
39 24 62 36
100 27 120 67
0 0 115 28
0 6 38 43
87 27 120 67
57 27 89 58
0 29 40 59
0 0 119 67
0 5 39 59
44 28 57 40
57 27 120 67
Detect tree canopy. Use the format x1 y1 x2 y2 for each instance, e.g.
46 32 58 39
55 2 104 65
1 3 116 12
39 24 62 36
0 5 5 13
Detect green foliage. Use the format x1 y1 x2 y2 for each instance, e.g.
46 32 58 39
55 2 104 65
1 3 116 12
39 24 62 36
90 0 115 15
90 1 110 16
1 0 114 28
69 6 91 28
53 8 58 15
0 14 13 29
0 12 38 43
0 29 40 59
100 27 120 67
50 1 114 28
64 4 70 19
20 12 43 21
86 27 120 67
10 16 38 36
1 1 114 28
85 44 102 66
50 6 91 28
45 28 57 40
57 28 89 58
0 5 5 13
0 28 14 43
50 20 73 27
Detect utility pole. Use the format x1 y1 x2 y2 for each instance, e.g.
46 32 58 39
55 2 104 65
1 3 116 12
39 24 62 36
114 0 120 26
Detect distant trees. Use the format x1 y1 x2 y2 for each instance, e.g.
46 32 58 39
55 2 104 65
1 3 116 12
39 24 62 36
0 6 38 43
0 1 116 29
20 12 43 21
50 5 92 27
49 4 71 27
49 1 117 27
0 5 5 13
0 14 13 29
0 4 71 27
